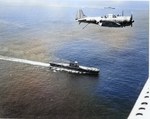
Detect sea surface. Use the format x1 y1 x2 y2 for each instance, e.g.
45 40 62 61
0 3 149 119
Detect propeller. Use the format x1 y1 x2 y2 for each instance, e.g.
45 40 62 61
130 12 134 27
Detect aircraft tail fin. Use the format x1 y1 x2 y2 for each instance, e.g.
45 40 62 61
76 9 87 20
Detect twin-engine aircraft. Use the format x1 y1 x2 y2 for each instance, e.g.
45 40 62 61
75 9 134 29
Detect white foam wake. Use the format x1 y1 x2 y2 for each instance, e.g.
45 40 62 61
0 55 88 74
0 55 49 67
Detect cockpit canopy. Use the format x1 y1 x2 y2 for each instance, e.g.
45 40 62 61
106 14 116 18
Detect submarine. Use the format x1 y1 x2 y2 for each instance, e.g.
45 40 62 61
49 61 100 75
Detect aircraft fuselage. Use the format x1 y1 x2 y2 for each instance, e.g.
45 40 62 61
76 9 134 28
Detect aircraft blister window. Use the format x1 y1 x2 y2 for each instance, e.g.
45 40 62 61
144 96 149 98
136 113 143 116
141 102 148 105
138 107 145 110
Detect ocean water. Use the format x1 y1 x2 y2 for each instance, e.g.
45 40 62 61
0 3 149 119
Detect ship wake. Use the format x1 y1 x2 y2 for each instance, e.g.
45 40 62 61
0 55 49 67
0 55 94 74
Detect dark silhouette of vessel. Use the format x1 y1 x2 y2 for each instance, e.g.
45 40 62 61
50 61 100 75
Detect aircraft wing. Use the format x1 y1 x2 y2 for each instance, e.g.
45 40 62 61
99 21 122 27
128 78 150 119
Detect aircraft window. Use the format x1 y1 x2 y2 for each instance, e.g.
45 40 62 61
139 107 145 110
141 102 148 105
147 91 149 93
136 113 143 116
144 96 149 98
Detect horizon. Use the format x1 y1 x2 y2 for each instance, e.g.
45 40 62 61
0 1 149 10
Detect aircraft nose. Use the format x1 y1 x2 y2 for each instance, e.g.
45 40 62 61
130 12 133 22
131 20 134 27
130 13 134 27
